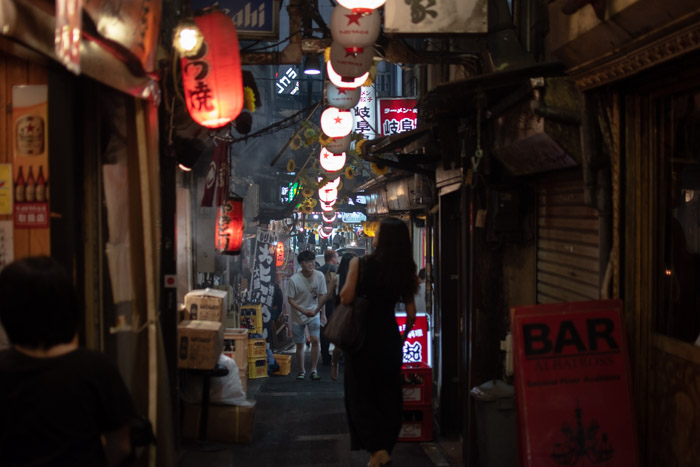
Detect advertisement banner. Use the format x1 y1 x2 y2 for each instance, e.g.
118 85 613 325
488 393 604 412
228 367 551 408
379 98 418 136
396 312 431 366
250 228 279 340
511 299 639 467
12 85 49 229
384 0 487 35
192 0 281 40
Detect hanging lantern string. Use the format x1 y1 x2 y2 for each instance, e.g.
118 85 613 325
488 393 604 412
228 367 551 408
269 101 322 166
211 101 320 147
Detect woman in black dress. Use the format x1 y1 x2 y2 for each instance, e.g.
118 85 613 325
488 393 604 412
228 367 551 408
339 217 418 467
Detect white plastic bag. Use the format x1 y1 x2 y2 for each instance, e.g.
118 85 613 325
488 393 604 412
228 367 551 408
181 354 251 406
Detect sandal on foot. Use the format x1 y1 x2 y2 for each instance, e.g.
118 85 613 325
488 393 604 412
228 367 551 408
310 370 321 381
296 371 306 380
331 363 339 381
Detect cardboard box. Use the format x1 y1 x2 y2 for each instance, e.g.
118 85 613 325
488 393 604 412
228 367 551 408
222 328 249 371
184 288 229 323
177 320 224 369
181 401 256 444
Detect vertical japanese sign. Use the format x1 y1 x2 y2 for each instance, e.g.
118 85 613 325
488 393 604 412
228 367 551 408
379 97 418 136
12 85 49 229
0 221 14 268
511 299 639 467
353 86 377 140
249 228 279 340
396 312 431 366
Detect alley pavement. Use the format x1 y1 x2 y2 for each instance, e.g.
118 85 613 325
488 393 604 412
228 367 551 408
176 346 462 467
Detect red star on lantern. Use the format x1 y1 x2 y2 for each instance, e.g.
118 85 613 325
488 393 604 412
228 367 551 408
337 88 348 94
345 13 362 25
334 116 343 124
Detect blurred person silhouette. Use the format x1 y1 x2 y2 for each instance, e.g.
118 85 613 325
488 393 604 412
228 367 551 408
414 268 427 313
286 250 328 381
329 251 357 381
339 217 418 467
0 256 138 466
319 249 339 366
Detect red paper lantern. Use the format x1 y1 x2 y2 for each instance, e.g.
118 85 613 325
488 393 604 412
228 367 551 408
181 11 243 129
215 196 244 255
275 241 285 267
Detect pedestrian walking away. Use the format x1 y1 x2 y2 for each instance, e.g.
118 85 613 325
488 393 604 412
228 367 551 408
339 217 419 467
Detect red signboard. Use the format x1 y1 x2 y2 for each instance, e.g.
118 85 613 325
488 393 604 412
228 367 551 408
511 299 639 467
396 312 431 366
379 98 417 136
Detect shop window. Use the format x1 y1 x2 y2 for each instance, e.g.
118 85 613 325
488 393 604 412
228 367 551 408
656 89 700 344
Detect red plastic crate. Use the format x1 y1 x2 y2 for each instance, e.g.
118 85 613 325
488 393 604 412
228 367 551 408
401 363 432 406
398 405 433 442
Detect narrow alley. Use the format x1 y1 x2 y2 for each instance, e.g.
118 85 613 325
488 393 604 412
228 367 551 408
176 349 462 467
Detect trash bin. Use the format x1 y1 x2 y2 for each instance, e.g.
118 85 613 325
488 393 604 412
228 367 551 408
470 380 518 467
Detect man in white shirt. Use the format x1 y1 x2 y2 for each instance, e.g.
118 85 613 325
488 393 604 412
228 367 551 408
286 250 328 381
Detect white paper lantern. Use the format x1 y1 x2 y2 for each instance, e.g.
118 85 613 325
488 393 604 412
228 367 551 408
322 212 337 223
321 107 354 138
329 41 373 80
320 199 337 211
323 133 352 154
320 147 347 172
330 6 380 54
337 0 386 11
326 82 361 109
327 60 369 89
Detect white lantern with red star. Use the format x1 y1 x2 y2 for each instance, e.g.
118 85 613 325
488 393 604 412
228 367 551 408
323 133 352 154
320 199 336 211
329 41 373 80
337 0 386 12
326 82 361 109
331 6 380 54
321 107 354 138
322 211 337 223
319 147 347 172
327 60 369 89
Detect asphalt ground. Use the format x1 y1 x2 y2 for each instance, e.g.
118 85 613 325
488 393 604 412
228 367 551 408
177 347 462 467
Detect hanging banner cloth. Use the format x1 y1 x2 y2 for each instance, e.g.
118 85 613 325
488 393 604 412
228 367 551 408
201 142 230 207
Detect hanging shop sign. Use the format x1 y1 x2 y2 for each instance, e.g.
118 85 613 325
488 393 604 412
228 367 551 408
275 241 285 267
215 195 244 255
191 0 281 40
181 11 244 129
396 312 431 366
330 6 380 54
379 97 417 136
12 85 49 229
384 0 487 35
249 228 279 341
353 85 377 140
511 299 639 467
326 82 361 110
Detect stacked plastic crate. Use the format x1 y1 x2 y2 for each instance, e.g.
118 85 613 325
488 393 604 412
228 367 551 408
398 362 433 442
240 303 267 380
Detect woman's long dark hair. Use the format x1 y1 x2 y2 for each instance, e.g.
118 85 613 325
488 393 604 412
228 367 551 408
337 252 356 291
368 217 417 302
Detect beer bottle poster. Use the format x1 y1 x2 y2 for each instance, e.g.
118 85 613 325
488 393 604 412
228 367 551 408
511 299 640 467
12 85 49 229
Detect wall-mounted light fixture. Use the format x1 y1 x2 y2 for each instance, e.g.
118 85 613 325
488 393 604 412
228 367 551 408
302 54 322 75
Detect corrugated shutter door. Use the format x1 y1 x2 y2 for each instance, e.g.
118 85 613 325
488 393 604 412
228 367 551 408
537 178 601 303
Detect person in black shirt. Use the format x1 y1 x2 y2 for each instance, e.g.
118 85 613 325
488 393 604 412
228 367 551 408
0 256 137 466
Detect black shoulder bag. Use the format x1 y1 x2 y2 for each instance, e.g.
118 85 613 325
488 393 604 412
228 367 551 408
322 258 369 352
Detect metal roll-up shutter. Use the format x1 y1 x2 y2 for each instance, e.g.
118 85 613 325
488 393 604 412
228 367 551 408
537 178 601 303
